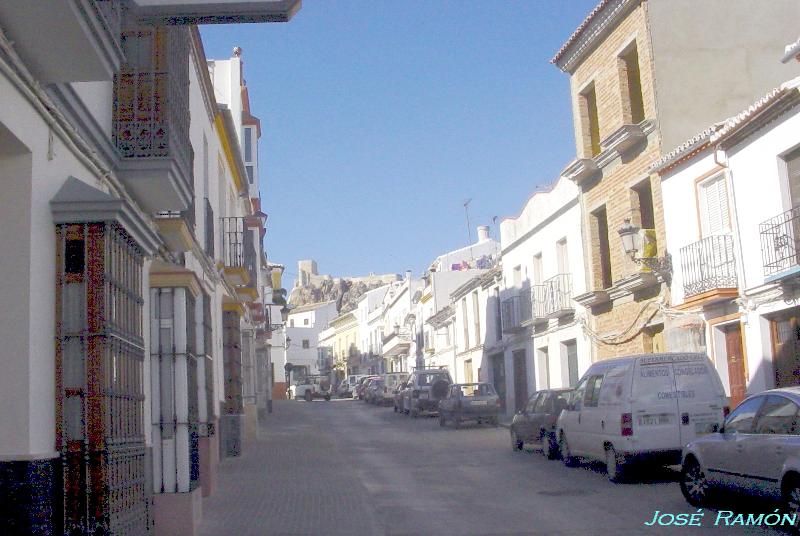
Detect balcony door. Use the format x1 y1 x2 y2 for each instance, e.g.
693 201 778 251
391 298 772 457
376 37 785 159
513 350 528 413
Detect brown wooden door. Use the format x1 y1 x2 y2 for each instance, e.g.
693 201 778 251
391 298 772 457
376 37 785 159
772 311 800 388
723 323 747 407
513 350 528 413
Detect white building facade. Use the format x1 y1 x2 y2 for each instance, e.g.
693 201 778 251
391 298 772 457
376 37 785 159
498 177 591 414
657 77 800 406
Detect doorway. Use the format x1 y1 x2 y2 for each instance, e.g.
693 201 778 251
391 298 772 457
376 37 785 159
513 349 528 413
490 353 506 411
771 309 800 388
723 323 747 406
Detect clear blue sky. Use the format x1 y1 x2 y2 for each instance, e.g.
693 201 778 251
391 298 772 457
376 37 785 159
199 0 597 285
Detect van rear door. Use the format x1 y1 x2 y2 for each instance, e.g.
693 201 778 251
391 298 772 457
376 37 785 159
632 357 681 452
672 355 726 445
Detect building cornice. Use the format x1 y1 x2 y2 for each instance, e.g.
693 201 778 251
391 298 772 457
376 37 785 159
551 0 641 73
190 26 218 124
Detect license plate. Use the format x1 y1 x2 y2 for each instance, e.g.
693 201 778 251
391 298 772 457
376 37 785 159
471 400 488 406
639 414 671 426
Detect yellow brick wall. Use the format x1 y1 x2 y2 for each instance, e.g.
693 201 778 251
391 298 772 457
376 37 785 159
566 3 667 360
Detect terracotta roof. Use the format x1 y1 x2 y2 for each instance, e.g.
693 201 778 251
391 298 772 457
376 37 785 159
550 0 613 65
649 124 721 174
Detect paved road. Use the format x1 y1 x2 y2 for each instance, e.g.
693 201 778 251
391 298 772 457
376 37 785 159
199 399 784 536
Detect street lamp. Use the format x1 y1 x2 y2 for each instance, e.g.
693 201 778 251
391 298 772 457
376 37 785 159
617 218 672 284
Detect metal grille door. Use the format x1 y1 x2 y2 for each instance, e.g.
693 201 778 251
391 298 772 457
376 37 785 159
56 223 149 535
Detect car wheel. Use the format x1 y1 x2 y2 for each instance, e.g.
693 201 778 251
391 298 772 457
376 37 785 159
560 434 578 467
605 446 625 483
325 395 331 401
680 457 711 507
439 413 446 427
304 391 312 403
411 408 419 419
543 433 558 460
510 429 522 451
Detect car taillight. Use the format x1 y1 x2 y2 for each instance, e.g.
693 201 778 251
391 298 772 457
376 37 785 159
412 390 420 399
621 413 633 437
723 405 730 418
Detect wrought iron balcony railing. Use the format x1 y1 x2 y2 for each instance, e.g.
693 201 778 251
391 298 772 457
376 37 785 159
114 25 192 195
680 234 737 297
500 292 530 333
760 206 800 282
543 274 574 318
221 217 256 285
530 284 549 321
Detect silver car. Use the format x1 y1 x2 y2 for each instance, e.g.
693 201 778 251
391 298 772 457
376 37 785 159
680 387 800 516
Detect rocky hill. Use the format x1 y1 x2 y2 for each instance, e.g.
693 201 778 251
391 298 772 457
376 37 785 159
288 278 393 314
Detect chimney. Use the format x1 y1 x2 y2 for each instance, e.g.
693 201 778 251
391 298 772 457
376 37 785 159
405 270 412 281
477 225 490 242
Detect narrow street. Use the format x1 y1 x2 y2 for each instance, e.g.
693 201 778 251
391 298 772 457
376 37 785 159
199 401 781 536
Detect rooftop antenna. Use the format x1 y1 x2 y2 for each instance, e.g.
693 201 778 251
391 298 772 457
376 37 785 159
463 199 473 243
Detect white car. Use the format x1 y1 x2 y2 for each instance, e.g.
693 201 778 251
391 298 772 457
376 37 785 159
557 352 727 482
680 388 800 515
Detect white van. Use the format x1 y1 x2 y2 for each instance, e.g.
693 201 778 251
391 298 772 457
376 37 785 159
556 353 727 482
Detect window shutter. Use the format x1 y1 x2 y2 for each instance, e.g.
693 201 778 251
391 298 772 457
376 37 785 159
700 175 730 235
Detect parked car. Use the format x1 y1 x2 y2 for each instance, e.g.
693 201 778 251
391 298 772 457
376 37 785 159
365 378 385 405
511 388 572 459
348 374 366 398
289 375 332 402
336 381 352 398
557 352 727 482
401 368 452 417
393 380 407 413
439 383 501 427
680 387 800 515
356 375 381 401
382 372 409 406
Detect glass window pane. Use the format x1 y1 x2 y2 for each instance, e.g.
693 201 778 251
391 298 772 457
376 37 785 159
726 396 765 433
754 396 799 435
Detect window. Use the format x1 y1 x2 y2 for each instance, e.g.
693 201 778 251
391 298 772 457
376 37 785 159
583 374 604 407
591 206 613 289
303 318 309 326
533 392 549 414
698 174 730 236
472 291 480 345
563 340 579 388
537 347 550 389
754 396 799 435
784 145 800 208
571 378 588 411
525 393 541 414
725 396 765 433
632 178 655 230
579 83 601 156
532 254 543 285
619 42 645 124
461 297 469 349
246 165 254 185
556 240 569 275
244 127 252 162
202 134 209 199
494 288 502 341
302 339 309 349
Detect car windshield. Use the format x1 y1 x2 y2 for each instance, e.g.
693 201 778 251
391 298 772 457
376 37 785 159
458 384 495 397
418 373 448 386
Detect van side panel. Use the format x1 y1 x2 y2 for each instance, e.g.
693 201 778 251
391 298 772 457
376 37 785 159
674 358 726 445
631 360 681 453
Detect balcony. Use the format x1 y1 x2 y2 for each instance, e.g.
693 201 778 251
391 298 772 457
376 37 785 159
220 217 254 287
113 25 193 213
130 0 300 24
382 328 411 358
154 199 195 252
680 234 738 302
761 206 800 283
543 274 574 318
0 0 124 83
530 285 549 323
